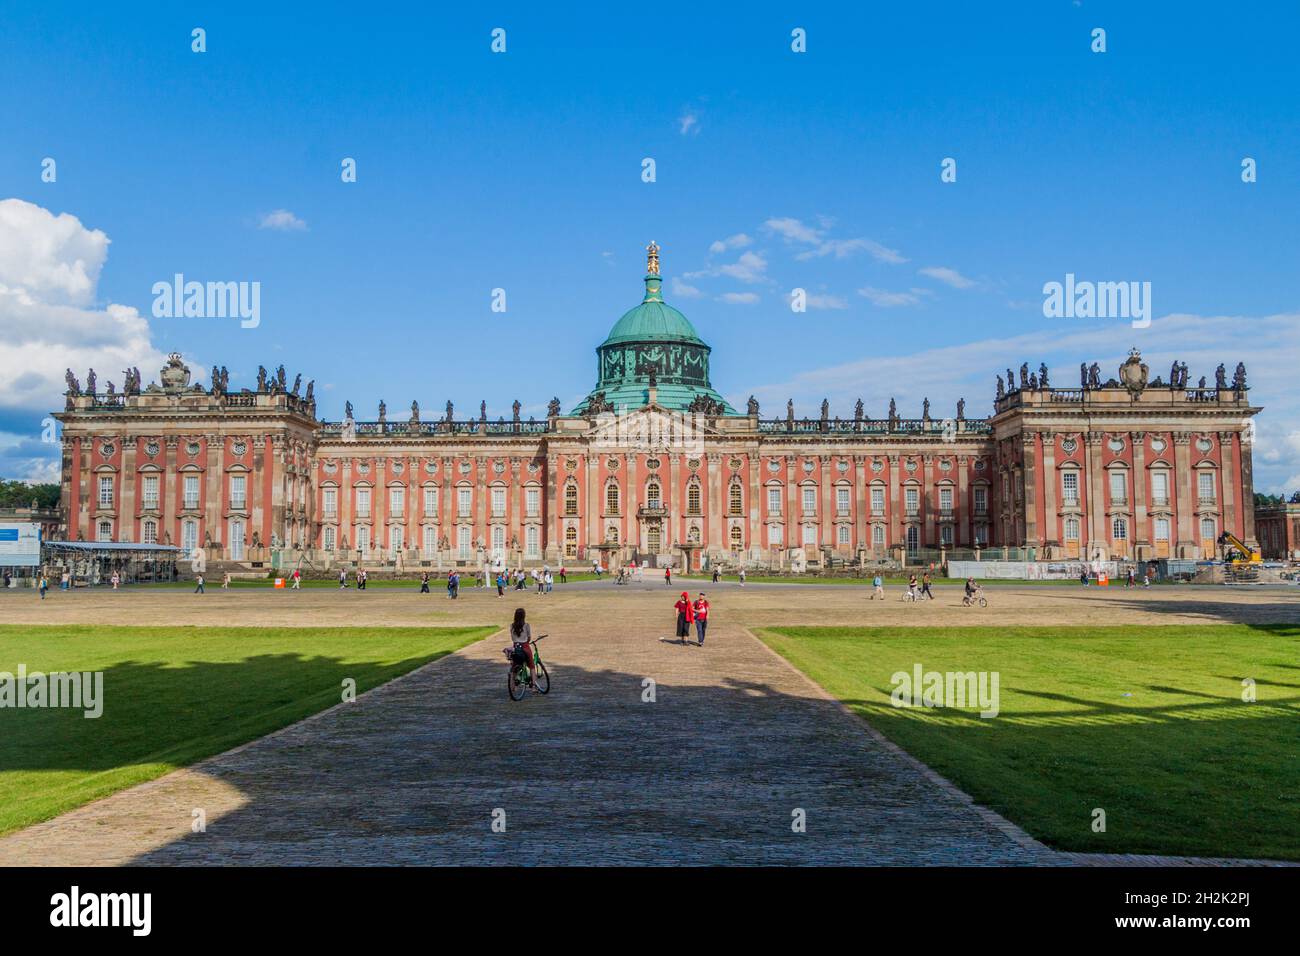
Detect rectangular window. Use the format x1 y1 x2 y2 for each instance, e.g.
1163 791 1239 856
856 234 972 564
768 487 782 515
802 487 816 514
142 520 157 544
871 486 885 513
1154 517 1170 541
458 488 472 517
324 525 336 551
356 525 370 553
97 520 112 541
836 487 850 514
767 524 782 545
1198 471 1215 502
1062 472 1079 504
422 525 437 555
389 526 404 552
940 524 953 546
939 487 953 512
182 520 198 552
230 475 246 510
491 525 505 556
1112 517 1127 540
424 487 438 516
184 475 199 509
1109 471 1126 504
1200 517 1216 540
837 525 850 545
1065 517 1080 541
974 485 987 514
323 487 337 517
526 487 540 516
905 487 919 514
973 525 987 545
802 525 817 546
356 487 371 517
872 524 885 547
492 487 506 517
457 526 471 559
390 486 404 517
98 476 113 507
1150 471 1169 506
142 475 159 508
526 525 540 558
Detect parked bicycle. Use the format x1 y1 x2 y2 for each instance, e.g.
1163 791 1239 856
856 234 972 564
505 633 550 700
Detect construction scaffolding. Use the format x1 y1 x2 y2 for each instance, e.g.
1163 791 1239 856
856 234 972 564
41 540 181 587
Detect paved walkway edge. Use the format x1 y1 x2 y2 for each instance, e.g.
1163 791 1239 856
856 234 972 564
741 626 1051 855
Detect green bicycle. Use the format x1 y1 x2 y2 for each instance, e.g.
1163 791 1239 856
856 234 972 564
505 633 550 701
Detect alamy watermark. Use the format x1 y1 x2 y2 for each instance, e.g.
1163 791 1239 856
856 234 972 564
152 274 260 328
1042 273 1151 329
0 665 103 718
890 663 999 718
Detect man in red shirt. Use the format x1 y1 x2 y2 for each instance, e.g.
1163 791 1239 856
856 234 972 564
692 592 710 646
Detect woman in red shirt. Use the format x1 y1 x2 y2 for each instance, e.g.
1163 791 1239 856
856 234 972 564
692 593 709 646
673 591 694 643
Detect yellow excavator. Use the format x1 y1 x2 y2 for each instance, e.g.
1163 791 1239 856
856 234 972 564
1217 531 1262 565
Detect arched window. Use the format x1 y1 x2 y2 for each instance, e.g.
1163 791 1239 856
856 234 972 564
1112 517 1128 540
646 480 661 509
1065 517 1080 541
605 482 620 515
181 519 198 552
729 525 743 551
687 483 702 515
142 519 157 544
729 483 743 515
565 483 579 516
564 526 578 557
324 525 336 551
606 525 619 544
688 524 701 544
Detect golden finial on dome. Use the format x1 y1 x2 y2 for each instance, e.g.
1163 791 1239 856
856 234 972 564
646 240 660 276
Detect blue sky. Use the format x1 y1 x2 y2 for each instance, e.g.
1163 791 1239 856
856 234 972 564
1 0 1298 489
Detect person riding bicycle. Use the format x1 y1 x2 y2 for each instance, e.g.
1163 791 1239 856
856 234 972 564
509 607 538 688
964 577 976 600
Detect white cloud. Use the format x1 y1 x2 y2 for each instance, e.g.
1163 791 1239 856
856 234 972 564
919 265 976 289
0 199 109 306
739 311 1300 492
764 217 821 244
0 199 167 417
670 277 703 298
718 292 759 305
708 233 752 255
678 111 699 135
763 217 906 264
258 209 307 231
687 250 768 285
858 286 927 307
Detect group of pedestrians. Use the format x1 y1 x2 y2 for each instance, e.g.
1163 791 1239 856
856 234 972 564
672 591 711 646
338 568 369 589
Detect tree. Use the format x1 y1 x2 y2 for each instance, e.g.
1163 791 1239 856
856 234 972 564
0 480 60 510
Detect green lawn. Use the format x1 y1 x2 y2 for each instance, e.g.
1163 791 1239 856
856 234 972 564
0 624 494 836
758 624 1300 859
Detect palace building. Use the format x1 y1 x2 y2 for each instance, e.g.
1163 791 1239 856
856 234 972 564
53 244 1262 573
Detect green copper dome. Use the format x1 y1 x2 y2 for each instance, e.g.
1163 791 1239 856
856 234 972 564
600 275 706 348
573 243 737 416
